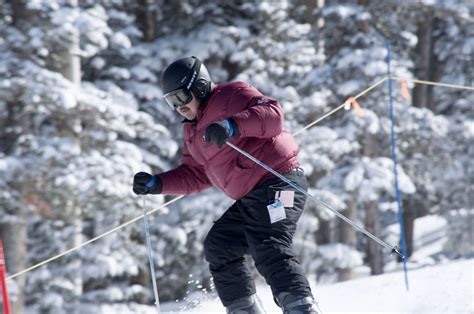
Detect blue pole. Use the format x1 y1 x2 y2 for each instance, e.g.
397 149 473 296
386 42 409 291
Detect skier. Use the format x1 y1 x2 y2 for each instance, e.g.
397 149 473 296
133 56 321 314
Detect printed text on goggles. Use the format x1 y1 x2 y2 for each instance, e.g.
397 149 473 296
163 57 201 110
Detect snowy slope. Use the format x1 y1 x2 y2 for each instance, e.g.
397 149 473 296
163 259 473 314
385 215 449 270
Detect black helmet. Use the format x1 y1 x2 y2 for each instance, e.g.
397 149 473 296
161 56 212 109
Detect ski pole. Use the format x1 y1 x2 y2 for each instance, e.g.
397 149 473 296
225 141 404 259
141 196 161 313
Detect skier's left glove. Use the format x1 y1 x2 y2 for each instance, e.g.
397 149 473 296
133 172 163 195
204 118 239 148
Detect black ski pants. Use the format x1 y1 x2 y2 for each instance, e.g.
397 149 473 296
203 168 313 306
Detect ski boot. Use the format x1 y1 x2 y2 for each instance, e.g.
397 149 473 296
226 294 266 314
276 292 322 314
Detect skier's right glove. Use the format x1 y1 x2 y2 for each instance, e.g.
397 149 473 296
133 172 163 195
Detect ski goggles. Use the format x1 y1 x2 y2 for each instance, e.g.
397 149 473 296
163 88 193 110
163 56 202 110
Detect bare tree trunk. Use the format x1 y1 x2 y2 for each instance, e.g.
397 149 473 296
59 2 83 296
357 0 369 33
10 0 28 27
299 0 325 55
401 205 415 260
0 101 27 314
365 201 383 275
316 0 325 55
316 219 337 245
65 204 83 314
413 9 435 110
137 0 157 42
58 0 81 86
338 193 358 281
59 3 82 307
400 192 432 262
1 216 27 314
361 125 384 275
399 197 425 261
59 31 81 86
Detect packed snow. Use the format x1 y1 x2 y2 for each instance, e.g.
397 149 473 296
161 258 473 313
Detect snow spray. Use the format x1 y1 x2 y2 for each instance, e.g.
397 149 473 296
0 240 12 314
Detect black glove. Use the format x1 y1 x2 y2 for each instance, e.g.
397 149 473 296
205 119 239 148
133 172 162 195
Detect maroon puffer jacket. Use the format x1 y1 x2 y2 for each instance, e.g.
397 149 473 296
158 81 300 200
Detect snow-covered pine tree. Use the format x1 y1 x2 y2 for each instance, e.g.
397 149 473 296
0 1 175 312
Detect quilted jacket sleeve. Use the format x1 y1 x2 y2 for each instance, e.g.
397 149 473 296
157 139 212 195
229 83 284 138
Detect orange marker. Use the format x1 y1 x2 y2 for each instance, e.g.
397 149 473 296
400 80 411 99
348 97 364 117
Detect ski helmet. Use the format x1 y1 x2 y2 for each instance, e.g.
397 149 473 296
161 56 212 110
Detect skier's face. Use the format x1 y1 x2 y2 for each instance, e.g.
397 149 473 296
176 94 200 120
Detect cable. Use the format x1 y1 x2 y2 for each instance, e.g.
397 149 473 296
293 77 388 136
390 76 474 91
6 195 184 280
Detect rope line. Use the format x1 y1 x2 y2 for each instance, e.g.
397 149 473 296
7 75 473 280
293 77 388 136
390 76 474 91
6 196 184 280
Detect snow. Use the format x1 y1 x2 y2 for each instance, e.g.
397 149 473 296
160 259 473 313
318 243 363 269
110 32 132 50
386 215 449 267
154 213 473 313
337 80 363 96
340 157 416 202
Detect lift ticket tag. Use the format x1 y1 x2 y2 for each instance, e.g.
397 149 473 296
267 199 286 224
